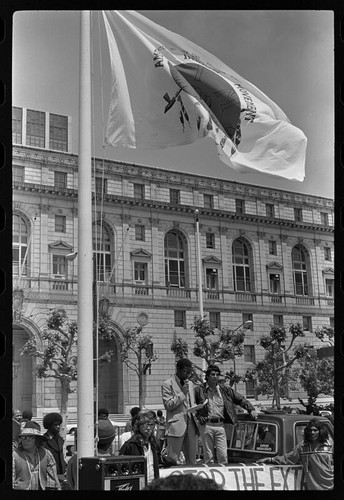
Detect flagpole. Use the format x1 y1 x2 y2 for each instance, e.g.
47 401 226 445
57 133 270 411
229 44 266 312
77 9 94 463
195 210 206 373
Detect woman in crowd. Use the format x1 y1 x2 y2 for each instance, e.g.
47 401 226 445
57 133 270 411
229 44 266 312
118 410 160 484
13 421 61 490
257 418 333 490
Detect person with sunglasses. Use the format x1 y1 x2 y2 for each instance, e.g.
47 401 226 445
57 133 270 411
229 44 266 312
118 410 160 484
13 421 61 490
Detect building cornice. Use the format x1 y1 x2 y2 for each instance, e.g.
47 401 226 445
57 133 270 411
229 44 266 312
13 146 334 209
13 181 334 234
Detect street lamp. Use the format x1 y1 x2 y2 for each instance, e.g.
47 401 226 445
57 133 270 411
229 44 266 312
231 320 252 390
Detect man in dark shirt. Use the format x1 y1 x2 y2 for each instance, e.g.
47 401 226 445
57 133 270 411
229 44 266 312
197 364 257 464
42 412 66 483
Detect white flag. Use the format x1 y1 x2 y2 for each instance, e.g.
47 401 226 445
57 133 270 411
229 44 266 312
102 10 306 181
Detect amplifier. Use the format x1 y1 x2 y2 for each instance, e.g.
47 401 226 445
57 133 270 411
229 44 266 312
78 456 147 490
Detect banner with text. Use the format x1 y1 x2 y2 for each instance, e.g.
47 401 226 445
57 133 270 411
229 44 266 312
160 464 306 490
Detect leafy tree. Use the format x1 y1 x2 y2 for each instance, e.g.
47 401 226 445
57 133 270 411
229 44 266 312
252 323 310 409
20 309 116 437
170 315 246 382
298 351 334 412
314 325 334 346
119 325 157 408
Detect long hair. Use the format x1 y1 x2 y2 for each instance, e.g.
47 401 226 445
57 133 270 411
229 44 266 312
303 418 329 444
133 411 158 448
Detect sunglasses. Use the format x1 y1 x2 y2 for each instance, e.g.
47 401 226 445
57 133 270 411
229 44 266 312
21 435 36 440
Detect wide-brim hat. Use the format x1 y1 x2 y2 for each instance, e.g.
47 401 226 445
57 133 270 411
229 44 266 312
43 412 62 429
19 421 46 439
96 420 116 444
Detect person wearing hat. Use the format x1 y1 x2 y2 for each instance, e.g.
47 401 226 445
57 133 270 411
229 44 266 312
66 419 117 489
42 412 66 482
13 421 61 490
118 410 160 484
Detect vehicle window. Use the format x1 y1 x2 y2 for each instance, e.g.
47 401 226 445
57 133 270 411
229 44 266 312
255 424 277 453
232 423 246 449
230 422 277 453
243 423 257 450
295 424 305 446
295 422 334 447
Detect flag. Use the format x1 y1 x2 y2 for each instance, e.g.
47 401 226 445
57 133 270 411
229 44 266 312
102 10 306 181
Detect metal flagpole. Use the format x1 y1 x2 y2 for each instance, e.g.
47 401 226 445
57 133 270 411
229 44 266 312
195 209 206 373
77 9 94 464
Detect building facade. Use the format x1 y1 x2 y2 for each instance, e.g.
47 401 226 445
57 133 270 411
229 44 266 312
12 107 334 418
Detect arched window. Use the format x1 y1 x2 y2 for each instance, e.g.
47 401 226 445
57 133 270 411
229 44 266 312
232 239 252 292
93 223 112 282
13 214 29 275
292 245 309 295
164 230 186 287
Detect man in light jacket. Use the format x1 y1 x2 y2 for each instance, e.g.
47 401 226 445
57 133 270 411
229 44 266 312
161 358 204 465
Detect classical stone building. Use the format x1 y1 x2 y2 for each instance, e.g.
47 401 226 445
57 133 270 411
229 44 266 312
12 107 334 418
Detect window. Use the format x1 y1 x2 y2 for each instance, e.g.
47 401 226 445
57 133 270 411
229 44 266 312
52 255 66 276
266 203 275 218
242 313 253 330
302 316 312 332
295 422 333 449
245 380 257 399
93 224 111 282
13 166 24 183
206 268 218 289
330 317 334 327
55 215 66 233
95 177 107 196
134 262 147 282
134 183 145 199
232 239 251 292
26 109 45 148
13 214 29 275
135 224 145 241
204 194 214 209
324 247 332 261
170 189 180 205
49 113 68 151
269 273 281 294
294 208 303 222
229 422 277 453
235 199 245 215
174 310 186 328
268 240 277 255
292 245 309 296
54 171 67 189
244 345 255 363
165 231 186 287
325 279 334 297
12 106 22 144
209 311 221 329
320 212 329 226
206 232 215 249
273 315 283 327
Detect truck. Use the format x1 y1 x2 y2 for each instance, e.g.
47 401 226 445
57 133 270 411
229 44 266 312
226 410 333 464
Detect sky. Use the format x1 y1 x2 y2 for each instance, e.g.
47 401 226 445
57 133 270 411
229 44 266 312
12 10 334 199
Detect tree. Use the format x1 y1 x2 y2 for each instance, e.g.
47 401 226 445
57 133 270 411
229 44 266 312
170 315 246 382
20 308 116 437
119 325 157 408
314 325 334 346
252 323 310 409
298 352 334 413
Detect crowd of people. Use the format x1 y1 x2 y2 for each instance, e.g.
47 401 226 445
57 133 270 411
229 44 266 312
12 360 334 490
